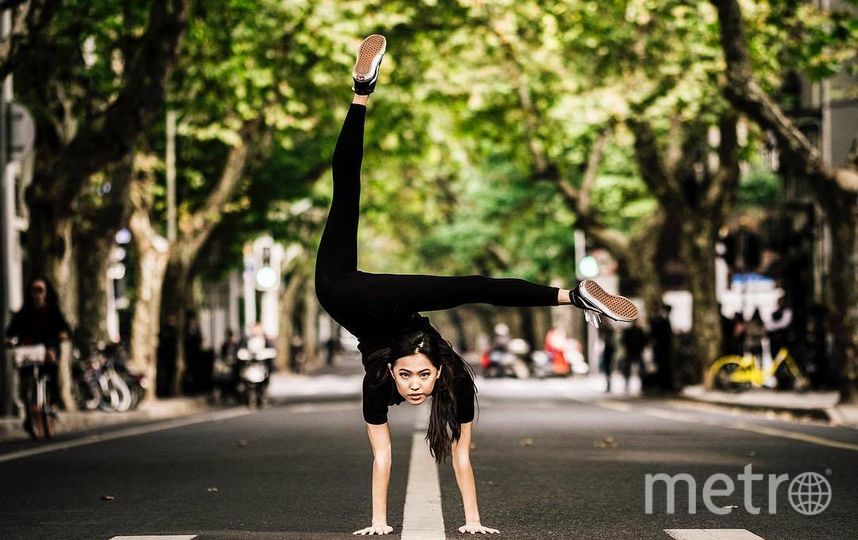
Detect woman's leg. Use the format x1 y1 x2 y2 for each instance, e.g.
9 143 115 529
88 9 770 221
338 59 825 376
316 99 368 280
354 268 641 328
356 271 565 313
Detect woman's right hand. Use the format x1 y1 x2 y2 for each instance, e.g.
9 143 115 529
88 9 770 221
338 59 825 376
353 522 393 535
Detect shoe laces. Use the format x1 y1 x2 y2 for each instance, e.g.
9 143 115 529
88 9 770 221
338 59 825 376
584 309 601 329
570 284 601 329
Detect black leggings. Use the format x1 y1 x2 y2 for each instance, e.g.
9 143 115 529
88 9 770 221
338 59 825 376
314 103 560 341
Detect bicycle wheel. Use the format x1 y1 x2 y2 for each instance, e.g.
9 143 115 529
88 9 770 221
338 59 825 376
714 362 750 392
76 378 102 410
29 409 46 439
41 403 57 439
109 370 133 412
30 377 48 440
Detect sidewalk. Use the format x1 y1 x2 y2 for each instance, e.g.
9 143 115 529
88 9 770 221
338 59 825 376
0 396 214 442
679 385 858 427
0 356 367 443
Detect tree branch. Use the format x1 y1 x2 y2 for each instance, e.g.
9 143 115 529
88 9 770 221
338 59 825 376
0 0 60 80
704 109 741 213
180 118 265 256
665 115 683 176
710 0 854 192
56 0 190 206
627 119 682 206
577 129 609 214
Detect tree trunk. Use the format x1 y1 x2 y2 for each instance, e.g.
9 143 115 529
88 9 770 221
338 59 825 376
626 222 665 318
464 304 498 347
447 309 470 353
823 190 858 403
516 307 536 351
25 206 76 324
74 234 111 350
128 176 170 402
302 277 319 372
160 259 192 396
277 270 304 372
74 157 135 350
679 217 722 387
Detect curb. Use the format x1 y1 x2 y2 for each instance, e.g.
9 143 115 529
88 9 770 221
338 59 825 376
0 396 215 442
270 393 362 405
675 393 833 422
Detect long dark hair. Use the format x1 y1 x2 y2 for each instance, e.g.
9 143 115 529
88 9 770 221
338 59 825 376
365 321 479 464
20 276 61 314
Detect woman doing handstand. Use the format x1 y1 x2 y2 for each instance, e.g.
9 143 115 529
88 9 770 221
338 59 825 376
314 34 639 536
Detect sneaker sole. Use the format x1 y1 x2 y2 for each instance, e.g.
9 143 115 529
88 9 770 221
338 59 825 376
579 280 639 321
353 34 386 80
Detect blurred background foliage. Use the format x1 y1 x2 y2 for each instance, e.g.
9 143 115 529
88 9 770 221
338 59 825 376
8 0 855 378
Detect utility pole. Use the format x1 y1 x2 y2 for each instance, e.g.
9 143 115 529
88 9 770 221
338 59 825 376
0 7 11 417
166 109 177 243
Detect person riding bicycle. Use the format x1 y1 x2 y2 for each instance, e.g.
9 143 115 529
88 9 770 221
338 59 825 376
3 277 72 436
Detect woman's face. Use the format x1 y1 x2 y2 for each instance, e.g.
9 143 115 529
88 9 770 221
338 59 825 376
30 280 47 307
388 352 440 405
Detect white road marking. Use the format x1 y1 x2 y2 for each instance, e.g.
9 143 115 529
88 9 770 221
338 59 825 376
594 400 858 452
401 403 445 540
0 408 251 463
282 400 361 414
664 529 765 539
109 536 197 540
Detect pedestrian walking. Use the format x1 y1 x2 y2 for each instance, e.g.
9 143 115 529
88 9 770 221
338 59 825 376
649 304 674 392
599 324 616 392
620 320 646 394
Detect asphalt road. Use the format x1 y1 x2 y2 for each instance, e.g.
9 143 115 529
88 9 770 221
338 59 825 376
1 381 856 540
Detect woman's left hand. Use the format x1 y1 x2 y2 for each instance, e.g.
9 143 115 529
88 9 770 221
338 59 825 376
458 521 500 534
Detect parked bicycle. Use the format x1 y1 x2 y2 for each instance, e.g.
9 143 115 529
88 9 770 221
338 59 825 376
73 343 144 412
709 346 809 392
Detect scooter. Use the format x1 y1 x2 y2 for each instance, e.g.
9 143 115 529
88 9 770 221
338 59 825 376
483 338 532 379
209 355 238 405
530 350 555 379
236 346 275 408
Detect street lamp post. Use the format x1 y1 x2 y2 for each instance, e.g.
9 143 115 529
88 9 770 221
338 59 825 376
0 7 10 417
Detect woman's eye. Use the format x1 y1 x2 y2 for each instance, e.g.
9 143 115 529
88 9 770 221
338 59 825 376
421 373 429 378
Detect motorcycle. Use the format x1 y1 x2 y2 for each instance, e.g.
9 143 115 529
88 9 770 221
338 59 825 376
482 338 532 379
235 346 275 408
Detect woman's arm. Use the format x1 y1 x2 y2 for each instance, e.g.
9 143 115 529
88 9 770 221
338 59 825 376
451 422 499 534
353 422 394 535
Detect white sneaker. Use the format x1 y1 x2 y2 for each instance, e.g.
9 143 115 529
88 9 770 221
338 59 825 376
352 34 386 95
569 279 639 328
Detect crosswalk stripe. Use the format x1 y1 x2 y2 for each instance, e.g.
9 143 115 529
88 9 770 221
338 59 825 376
108 536 197 540
664 529 765 539
401 403 445 540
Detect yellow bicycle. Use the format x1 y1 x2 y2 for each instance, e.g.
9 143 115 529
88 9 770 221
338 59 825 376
709 347 809 392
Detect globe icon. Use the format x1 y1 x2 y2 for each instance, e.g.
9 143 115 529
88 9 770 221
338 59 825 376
788 472 832 516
